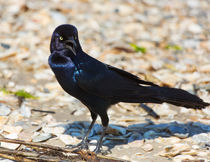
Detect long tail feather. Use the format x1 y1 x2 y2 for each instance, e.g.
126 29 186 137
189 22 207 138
141 86 209 109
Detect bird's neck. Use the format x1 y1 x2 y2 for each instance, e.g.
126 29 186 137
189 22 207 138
49 51 74 68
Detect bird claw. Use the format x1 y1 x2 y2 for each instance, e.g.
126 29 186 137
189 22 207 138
93 147 110 155
66 141 89 150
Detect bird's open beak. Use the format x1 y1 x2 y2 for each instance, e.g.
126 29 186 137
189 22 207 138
65 39 77 55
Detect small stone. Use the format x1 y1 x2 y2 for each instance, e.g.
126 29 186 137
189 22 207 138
173 155 194 162
89 145 96 152
153 103 177 117
2 125 23 134
59 134 80 145
142 144 153 152
181 149 197 156
20 102 31 118
73 108 85 116
34 69 54 80
0 116 8 128
155 137 181 144
199 64 210 73
2 69 13 79
135 152 143 156
42 114 56 124
0 103 11 116
123 23 144 35
121 155 130 161
188 23 202 34
1 142 20 150
7 81 15 88
159 143 190 157
127 140 144 148
192 133 210 145
32 133 52 142
202 108 210 116
117 5 134 16
192 145 199 150
5 133 18 139
8 110 23 125
186 0 199 8
1 133 20 149
42 126 65 135
89 139 97 145
197 151 208 157
183 39 199 48
180 107 191 113
18 131 33 141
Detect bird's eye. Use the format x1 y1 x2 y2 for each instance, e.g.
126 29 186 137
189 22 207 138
59 36 64 41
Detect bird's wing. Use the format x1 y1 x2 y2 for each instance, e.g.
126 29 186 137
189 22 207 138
106 65 158 86
75 58 157 101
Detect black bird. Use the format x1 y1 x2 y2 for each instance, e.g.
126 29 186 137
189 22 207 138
48 24 210 153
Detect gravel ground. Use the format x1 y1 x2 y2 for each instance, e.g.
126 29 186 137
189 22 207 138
0 0 210 161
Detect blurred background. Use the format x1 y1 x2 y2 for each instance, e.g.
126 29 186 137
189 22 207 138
0 0 210 161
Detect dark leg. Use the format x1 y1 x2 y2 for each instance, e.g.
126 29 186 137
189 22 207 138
66 112 97 149
93 113 109 154
79 112 98 148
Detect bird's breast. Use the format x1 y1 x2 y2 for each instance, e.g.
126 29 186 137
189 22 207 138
48 54 81 96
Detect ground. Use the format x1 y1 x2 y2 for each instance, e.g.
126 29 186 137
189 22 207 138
0 0 210 161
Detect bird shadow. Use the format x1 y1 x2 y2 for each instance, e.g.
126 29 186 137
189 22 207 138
61 120 210 151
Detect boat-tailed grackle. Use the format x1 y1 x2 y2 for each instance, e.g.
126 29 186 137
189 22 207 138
48 24 210 153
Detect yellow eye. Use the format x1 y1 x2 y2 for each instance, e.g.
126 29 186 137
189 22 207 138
59 36 63 41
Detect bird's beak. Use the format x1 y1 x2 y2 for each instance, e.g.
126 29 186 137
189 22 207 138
65 38 77 55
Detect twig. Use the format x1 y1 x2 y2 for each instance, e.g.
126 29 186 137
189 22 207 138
0 138 70 152
31 109 55 114
0 138 129 162
140 103 160 119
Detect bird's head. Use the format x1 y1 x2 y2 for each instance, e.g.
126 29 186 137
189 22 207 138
50 24 81 56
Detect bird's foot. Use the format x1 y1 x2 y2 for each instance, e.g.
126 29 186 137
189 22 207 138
93 146 111 155
66 141 89 150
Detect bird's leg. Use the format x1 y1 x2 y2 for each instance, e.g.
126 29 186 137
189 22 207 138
93 113 109 154
66 112 97 149
78 112 98 149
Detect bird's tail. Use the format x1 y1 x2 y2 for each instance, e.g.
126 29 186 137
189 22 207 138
138 86 209 109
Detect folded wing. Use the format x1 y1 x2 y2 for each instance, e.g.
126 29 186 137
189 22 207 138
75 58 159 102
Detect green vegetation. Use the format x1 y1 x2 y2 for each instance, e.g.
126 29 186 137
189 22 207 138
0 88 38 99
14 90 38 99
130 43 147 54
165 44 182 51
